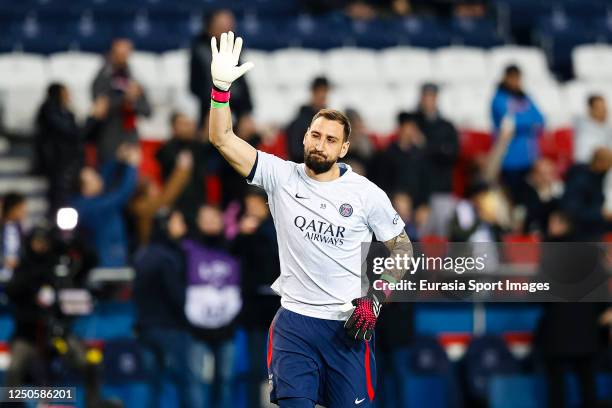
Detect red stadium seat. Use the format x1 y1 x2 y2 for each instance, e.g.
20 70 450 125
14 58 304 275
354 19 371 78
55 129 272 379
502 234 541 264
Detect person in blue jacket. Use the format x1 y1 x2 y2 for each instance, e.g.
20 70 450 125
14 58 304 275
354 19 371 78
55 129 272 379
71 144 140 267
491 65 545 203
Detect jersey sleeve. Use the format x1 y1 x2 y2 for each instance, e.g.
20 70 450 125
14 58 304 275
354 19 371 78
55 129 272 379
367 186 406 242
246 150 294 194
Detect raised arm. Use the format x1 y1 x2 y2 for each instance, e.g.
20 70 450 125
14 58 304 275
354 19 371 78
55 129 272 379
209 31 257 177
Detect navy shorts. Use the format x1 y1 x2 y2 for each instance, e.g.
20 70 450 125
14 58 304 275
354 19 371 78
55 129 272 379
267 307 376 407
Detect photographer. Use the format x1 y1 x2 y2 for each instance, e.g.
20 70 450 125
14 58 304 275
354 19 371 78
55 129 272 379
3 225 118 408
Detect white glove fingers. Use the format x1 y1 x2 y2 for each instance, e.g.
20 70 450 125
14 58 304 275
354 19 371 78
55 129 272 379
220 32 228 54
210 36 218 56
227 31 235 53
233 36 244 64
235 61 254 78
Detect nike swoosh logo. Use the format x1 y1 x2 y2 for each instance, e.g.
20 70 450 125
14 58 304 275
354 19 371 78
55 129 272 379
295 193 309 199
355 398 365 404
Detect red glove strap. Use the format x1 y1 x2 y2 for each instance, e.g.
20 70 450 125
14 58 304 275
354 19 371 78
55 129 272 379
211 87 231 103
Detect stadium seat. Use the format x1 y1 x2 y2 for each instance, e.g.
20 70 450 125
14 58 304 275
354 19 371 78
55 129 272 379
393 16 452 48
527 81 569 128
562 79 612 119
238 16 290 51
251 85 294 126
283 14 349 50
270 48 324 89
433 46 489 85
534 13 598 79
488 46 553 84
323 48 379 87
48 52 103 120
463 335 521 404
349 18 402 49
489 375 545 408
242 49 276 89
450 17 505 48
393 83 421 111
129 51 167 107
0 53 49 134
410 335 451 374
160 48 189 103
379 46 434 87
438 84 494 131
572 44 612 82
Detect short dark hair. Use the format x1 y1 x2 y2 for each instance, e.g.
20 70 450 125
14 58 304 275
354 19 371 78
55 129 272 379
504 64 521 76
310 108 351 142
397 111 419 126
310 76 330 91
588 94 604 108
1 192 25 221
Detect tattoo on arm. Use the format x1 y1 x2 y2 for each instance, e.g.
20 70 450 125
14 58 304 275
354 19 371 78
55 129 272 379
381 230 413 283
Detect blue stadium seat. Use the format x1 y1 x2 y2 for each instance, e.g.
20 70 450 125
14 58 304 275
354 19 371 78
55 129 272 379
0 314 14 342
350 18 403 49
484 304 542 334
450 17 505 48
463 335 521 404
410 335 451 374
71 302 135 340
489 375 545 408
495 0 555 43
103 338 148 383
237 17 291 50
281 14 350 50
559 0 611 20
393 16 452 48
65 19 115 53
414 303 474 334
535 13 598 79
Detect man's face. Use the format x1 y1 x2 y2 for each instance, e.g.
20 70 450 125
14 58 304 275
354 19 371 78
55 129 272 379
173 114 196 141
303 117 349 174
80 167 103 197
197 206 224 236
167 211 187 240
590 98 608 123
244 194 269 220
311 86 329 110
420 91 438 115
110 39 133 69
209 11 235 38
530 159 556 187
504 72 522 92
398 121 419 144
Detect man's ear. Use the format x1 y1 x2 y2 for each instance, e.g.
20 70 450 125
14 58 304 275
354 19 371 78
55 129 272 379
339 141 350 159
303 127 309 146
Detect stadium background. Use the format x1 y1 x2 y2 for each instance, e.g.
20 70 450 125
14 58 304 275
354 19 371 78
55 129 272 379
0 0 611 407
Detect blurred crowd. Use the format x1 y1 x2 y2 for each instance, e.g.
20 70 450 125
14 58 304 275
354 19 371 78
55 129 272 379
0 6 611 408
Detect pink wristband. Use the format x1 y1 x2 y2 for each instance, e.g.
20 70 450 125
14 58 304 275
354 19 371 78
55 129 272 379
211 87 231 103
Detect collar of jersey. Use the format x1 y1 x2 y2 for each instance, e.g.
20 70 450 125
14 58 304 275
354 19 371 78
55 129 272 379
299 162 352 184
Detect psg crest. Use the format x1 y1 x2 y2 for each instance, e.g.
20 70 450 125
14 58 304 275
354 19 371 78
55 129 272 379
339 203 353 217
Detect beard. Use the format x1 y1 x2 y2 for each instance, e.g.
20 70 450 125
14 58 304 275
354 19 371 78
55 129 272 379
304 150 335 174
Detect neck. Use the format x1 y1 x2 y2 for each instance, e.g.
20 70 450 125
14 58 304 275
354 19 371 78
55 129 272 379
305 163 340 182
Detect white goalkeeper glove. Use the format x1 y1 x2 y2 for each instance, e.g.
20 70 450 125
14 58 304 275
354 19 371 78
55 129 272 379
210 31 254 91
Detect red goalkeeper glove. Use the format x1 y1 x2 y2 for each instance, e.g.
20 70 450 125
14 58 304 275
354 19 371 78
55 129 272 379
344 289 385 342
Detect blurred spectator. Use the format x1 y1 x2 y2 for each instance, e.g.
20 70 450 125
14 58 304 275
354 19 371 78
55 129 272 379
343 108 374 176
454 0 487 17
92 38 151 163
219 115 263 207
35 83 109 216
71 144 140 267
491 65 544 203
521 158 563 235
449 180 505 242
130 150 192 246
156 112 216 230
182 205 241 408
391 191 420 241
561 147 612 240
574 94 612 164
190 10 252 128
5 226 112 408
232 188 280 407
285 76 330 162
536 212 609 408
0 192 26 281
372 112 430 210
415 83 460 236
134 210 204 408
